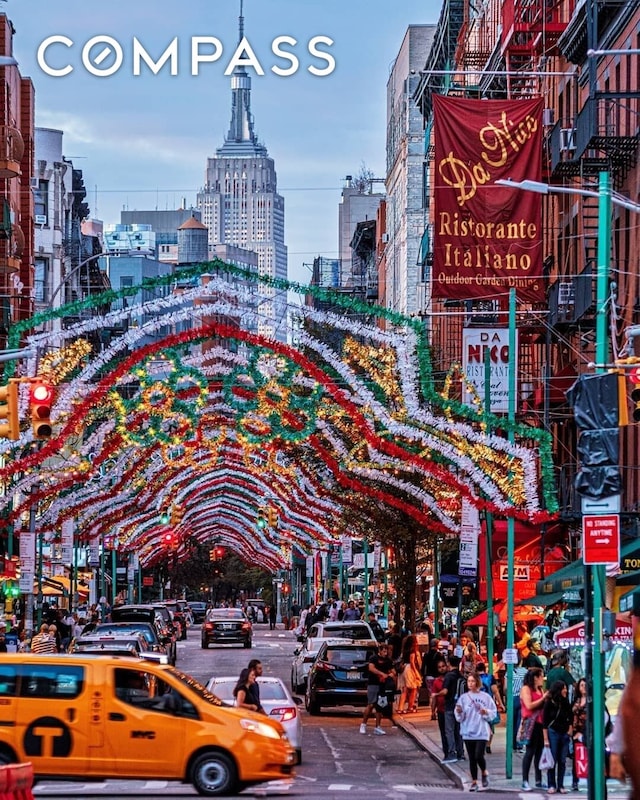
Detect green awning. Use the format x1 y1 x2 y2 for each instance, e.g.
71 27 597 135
536 561 584 595
619 585 640 613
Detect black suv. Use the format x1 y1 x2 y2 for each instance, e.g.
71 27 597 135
305 640 378 715
111 605 177 665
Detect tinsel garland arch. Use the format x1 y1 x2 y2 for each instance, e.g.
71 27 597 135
1 262 558 571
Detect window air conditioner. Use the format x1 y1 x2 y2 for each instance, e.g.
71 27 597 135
560 128 576 152
381 233 389 243
30 178 39 189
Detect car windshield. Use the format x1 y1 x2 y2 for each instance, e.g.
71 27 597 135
92 624 158 645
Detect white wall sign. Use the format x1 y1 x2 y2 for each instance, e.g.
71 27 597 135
462 327 517 414
459 500 479 577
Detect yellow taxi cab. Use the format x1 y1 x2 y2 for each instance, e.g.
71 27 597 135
0 654 295 796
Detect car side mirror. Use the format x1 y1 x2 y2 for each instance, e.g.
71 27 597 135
296 635 305 643
292 696 303 705
293 647 301 655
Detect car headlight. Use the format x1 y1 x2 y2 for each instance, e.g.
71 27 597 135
239 717 282 740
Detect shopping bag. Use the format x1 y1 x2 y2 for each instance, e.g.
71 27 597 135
574 742 588 780
517 716 536 746
539 746 555 770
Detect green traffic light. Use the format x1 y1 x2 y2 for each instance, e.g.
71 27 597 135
160 510 169 524
256 516 266 529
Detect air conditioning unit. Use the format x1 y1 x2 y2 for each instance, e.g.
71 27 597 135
34 214 47 225
381 233 389 243
30 178 39 189
560 128 576 152
543 108 554 126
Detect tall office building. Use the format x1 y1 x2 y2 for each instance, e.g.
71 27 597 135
197 4 287 340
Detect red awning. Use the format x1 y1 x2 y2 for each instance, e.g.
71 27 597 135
554 615 632 645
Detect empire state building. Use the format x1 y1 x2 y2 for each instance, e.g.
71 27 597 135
197 3 287 340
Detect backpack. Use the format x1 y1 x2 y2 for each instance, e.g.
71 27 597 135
480 674 492 694
455 675 467 700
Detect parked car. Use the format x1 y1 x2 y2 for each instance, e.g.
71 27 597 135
86 622 169 660
111 604 177 665
69 633 169 664
291 621 376 693
206 675 303 764
189 601 208 624
305 639 379 715
202 608 252 649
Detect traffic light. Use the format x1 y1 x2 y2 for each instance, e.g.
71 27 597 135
215 546 224 559
209 548 217 562
170 504 184 526
630 366 640 422
0 379 19 440
29 380 54 439
282 583 290 595
160 509 170 524
256 506 267 529
267 507 279 528
162 531 177 549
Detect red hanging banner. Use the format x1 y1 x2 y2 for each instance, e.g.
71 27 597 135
432 95 544 303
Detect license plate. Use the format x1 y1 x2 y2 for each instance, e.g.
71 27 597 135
345 671 361 680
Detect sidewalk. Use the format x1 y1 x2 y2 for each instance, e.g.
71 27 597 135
395 707 628 795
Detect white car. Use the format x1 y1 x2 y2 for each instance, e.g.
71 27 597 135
290 620 377 694
206 675 303 765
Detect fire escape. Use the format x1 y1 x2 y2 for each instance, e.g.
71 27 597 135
0 125 24 338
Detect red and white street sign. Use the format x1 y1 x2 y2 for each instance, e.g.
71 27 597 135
582 514 620 564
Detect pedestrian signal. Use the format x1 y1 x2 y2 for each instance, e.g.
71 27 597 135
630 368 640 422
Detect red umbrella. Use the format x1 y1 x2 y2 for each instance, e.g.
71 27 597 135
466 601 543 626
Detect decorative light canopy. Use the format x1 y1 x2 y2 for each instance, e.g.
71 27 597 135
0 261 558 570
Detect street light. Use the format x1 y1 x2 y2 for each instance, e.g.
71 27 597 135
498 171 640 800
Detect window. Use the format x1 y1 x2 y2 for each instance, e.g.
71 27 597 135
34 180 49 223
34 257 49 303
0 666 17 697
19 665 84 698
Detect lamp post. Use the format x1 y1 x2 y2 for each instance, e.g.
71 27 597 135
497 173 640 800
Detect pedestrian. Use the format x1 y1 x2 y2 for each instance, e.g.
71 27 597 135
545 650 575 694
523 639 546 669
424 638 447 718
48 623 61 652
30 623 57 654
233 668 260 712
431 658 449 757
520 667 551 791
269 604 277 631
367 611 386 642
247 659 265 713
512 660 529 751
461 640 482 677
476 661 504 753
360 642 396 736
454 671 496 791
542 680 573 793
396 633 423 714
343 600 360 621
570 677 587 791
439 654 465 763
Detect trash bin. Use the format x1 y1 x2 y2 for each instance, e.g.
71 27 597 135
5 634 17 653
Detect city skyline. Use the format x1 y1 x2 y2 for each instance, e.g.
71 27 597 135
8 0 439 284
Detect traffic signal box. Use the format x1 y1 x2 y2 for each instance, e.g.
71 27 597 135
209 546 224 561
256 506 267 529
29 380 54 439
267 507 279 528
0 379 20 440
170 504 184 526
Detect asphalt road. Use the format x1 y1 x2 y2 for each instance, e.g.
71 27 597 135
32 623 464 799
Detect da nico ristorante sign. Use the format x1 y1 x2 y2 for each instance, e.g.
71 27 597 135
432 95 544 303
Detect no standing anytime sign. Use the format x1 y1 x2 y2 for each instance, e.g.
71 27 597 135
582 514 620 565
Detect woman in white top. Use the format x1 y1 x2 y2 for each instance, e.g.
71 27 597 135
454 671 497 792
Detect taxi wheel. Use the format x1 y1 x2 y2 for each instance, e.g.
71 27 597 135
191 750 238 796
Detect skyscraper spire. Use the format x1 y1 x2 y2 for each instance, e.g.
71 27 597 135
217 0 266 156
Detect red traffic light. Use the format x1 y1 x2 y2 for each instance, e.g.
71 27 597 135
629 367 640 384
162 532 176 548
29 381 54 439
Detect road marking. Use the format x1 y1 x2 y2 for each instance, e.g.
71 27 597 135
327 785 353 790
320 727 345 774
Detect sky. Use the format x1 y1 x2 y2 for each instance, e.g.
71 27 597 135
7 0 441 285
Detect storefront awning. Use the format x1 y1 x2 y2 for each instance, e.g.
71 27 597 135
619 585 640 614
516 589 567 607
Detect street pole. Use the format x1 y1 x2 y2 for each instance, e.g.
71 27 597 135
363 538 369 616
505 288 517 779
587 170 611 800
484 348 494 673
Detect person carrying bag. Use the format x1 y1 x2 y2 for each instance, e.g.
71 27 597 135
542 680 573 793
